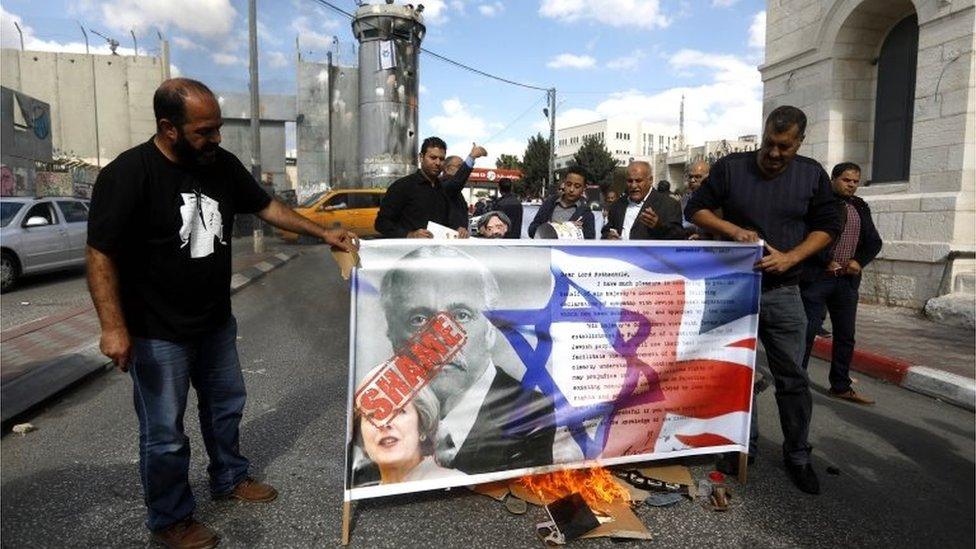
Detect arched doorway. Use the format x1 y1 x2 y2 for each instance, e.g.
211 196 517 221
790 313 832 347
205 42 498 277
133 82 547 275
871 14 919 183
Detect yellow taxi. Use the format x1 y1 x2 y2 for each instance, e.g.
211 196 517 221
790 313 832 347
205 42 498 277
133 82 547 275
278 188 386 241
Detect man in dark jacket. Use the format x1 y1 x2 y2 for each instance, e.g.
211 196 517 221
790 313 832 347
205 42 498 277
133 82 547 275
685 105 842 495
603 161 686 240
493 178 523 239
800 162 882 404
528 166 595 239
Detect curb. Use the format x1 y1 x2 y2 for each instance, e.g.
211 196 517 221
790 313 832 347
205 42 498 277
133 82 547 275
0 250 301 427
811 337 976 412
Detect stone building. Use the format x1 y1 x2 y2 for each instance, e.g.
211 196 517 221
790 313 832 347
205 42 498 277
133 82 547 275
760 0 975 310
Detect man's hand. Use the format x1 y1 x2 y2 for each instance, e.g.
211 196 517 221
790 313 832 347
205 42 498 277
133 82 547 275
322 227 359 252
101 327 132 372
687 232 701 241
827 260 842 274
731 227 760 243
406 229 434 238
605 228 621 240
637 208 659 229
845 259 862 276
755 243 800 274
456 227 470 239
469 143 488 159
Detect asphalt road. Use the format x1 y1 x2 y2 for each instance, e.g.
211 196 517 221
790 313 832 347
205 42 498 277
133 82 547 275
1 246 973 548
0 266 91 330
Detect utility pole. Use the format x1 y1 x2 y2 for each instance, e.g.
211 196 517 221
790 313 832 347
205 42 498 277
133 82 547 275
13 22 24 51
547 87 556 195
130 30 138 56
248 0 264 252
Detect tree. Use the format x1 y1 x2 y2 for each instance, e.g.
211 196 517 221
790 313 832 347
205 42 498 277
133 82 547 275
495 154 523 170
573 135 619 188
521 133 551 199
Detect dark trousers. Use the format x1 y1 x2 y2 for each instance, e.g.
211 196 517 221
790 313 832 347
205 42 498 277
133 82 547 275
800 274 860 393
129 317 250 531
753 285 813 465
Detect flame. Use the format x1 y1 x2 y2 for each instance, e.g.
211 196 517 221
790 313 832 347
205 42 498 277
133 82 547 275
518 467 628 511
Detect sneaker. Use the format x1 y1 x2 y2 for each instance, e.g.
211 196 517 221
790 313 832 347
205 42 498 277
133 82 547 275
219 477 278 503
829 388 875 405
715 452 755 476
816 327 831 338
785 462 821 495
151 518 219 549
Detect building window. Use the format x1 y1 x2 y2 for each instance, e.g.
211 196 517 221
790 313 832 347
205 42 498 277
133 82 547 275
872 13 918 183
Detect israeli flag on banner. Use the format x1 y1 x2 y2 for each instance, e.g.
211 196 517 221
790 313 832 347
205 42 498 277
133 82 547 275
378 40 396 70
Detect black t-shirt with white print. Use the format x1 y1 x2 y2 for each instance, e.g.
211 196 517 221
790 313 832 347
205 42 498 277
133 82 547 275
87 138 271 342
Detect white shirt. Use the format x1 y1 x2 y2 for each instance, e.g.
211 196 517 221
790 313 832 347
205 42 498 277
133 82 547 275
621 199 644 240
436 363 496 465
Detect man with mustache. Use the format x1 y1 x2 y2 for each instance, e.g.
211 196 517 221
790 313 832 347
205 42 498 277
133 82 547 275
602 161 686 240
86 78 357 549
379 246 555 474
685 105 842 495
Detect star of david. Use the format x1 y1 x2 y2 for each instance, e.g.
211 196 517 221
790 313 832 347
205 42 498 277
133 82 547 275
484 266 667 459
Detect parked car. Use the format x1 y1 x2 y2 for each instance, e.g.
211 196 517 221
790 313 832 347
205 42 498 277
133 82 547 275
277 188 386 242
1 196 91 292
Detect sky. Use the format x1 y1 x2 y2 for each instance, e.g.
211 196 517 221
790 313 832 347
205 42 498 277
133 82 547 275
0 0 767 165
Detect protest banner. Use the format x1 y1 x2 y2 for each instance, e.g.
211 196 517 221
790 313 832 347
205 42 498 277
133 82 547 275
344 240 762 505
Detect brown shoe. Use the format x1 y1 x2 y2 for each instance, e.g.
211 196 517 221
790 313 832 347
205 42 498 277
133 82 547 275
151 518 219 549
829 388 875 405
221 477 278 503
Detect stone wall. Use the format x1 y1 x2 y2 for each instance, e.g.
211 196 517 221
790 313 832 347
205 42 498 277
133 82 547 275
760 0 976 308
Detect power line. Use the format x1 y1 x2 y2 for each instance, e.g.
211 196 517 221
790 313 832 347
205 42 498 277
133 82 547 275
308 0 551 92
483 95 545 144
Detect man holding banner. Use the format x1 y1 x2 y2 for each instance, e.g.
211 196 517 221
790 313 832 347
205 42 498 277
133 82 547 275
685 105 842 494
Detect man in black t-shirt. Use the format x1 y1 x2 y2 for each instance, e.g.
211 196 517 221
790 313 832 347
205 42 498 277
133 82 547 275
86 78 356 549
685 106 842 496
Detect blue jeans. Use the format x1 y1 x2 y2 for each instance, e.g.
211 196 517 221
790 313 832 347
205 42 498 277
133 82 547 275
801 274 860 392
129 317 250 531
752 285 813 465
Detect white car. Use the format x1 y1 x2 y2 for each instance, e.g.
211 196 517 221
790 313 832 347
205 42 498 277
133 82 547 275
1 196 90 292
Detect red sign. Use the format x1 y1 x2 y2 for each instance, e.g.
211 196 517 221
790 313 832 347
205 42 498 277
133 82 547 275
468 168 522 183
354 312 467 427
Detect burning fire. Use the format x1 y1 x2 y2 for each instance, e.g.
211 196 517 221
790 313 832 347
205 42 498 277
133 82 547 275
518 467 628 511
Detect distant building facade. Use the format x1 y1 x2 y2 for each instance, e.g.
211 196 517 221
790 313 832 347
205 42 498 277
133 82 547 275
760 0 975 308
555 118 664 171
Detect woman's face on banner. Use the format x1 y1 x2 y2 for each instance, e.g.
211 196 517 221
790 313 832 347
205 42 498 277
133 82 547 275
361 402 422 469
387 271 496 403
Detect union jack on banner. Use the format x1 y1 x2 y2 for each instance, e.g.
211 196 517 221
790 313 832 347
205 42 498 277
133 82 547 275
485 243 762 462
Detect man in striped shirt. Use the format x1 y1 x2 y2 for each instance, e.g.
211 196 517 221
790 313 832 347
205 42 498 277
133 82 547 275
800 162 883 404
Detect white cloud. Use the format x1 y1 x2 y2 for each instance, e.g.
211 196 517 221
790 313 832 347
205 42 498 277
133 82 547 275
478 2 505 17
266 51 289 69
256 20 282 47
172 35 203 50
749 10 766 50
0 7 135 55
428 98 489 139
170 63 182 77
606 49 645 71
547 53 596 69
212 52 245 66
539 0 669 30
291 15 339 51
711 0 739 7
419 84 429 95
552 49 762 144
98 0 237 38
479 137 525 167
